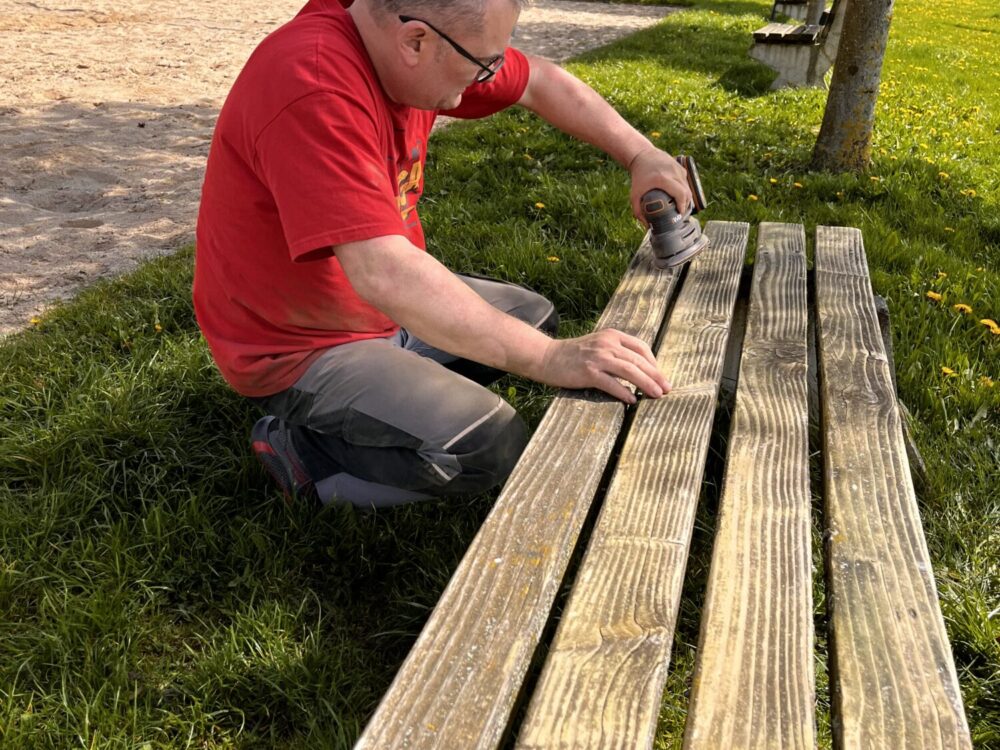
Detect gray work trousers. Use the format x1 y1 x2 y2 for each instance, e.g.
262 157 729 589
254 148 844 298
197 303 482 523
254 274 558 508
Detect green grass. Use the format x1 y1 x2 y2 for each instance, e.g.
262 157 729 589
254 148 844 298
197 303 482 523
2 0 998 746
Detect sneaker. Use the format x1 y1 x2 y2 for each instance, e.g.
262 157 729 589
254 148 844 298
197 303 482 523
251 416 314 503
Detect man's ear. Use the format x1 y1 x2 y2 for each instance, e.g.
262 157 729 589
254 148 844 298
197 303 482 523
397 22 427 70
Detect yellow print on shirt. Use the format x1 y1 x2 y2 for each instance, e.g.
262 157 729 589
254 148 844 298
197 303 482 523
397 158 423 222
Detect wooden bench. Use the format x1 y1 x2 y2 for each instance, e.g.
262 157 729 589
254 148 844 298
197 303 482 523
750 0 846 89
354 222 972 749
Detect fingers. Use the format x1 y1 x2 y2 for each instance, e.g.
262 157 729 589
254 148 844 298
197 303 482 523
541 331 671 405
629 151 695 219
615 332 672 393
589 330 671 403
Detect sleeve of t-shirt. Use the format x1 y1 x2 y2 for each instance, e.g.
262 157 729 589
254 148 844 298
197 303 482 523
440 46 531 120
253 90 404 262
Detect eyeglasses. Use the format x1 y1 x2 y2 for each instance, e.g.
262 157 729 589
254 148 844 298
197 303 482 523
399 15 505 84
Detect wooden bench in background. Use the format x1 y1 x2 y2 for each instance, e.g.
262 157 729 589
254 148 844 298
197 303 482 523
355 221 972 749
750 0 847 89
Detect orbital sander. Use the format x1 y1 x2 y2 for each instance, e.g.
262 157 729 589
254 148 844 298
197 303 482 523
640 155 709 269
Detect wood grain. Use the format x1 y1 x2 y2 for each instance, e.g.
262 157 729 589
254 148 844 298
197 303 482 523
684 222 814 748
815 225 971 749
354 237 683 750
515 221 750 750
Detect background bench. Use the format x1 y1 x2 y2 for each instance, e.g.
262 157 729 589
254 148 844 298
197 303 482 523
355 221 972 749
750 0 847 89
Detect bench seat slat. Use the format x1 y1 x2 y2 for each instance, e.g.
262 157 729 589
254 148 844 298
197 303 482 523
516 221 749 750
355 240 683 750
684 223 814 748
815 226 971 748
753 23 822 44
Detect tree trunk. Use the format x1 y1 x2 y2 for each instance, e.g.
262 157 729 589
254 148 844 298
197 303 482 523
812 0 895 172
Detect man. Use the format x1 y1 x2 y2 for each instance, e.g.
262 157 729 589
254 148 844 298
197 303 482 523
194 0 692 508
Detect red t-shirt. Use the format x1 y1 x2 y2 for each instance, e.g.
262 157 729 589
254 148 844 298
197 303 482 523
193 0 530 396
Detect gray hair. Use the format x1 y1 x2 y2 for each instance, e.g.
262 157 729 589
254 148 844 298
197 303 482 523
372 0 527 34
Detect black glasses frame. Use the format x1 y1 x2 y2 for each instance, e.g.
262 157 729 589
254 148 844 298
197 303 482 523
398 14 505 83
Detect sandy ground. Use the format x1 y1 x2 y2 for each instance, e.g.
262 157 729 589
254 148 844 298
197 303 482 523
0 0 675 338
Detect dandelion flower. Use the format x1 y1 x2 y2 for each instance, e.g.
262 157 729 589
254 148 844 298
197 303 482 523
937 271 948 279
534 202 545 209
960 188 977 197
769 177 778 184
154 323 163 332
980 318 999 329
748 194 759 201
870 175 881 182
925 291 943 302
941 366 957 377
29 317 41 325
650 131 661 138
793 182 803 188
547 256 560 263
953 303 972 314
938 171 950 180
980 376 995 388
944 227 955 232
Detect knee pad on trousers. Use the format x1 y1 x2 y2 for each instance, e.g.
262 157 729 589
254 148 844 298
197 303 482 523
421 400 528 495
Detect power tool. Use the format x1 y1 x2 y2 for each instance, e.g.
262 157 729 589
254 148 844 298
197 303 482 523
640 155 709 269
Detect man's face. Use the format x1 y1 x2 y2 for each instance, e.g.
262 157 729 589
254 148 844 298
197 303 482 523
405 0 520 110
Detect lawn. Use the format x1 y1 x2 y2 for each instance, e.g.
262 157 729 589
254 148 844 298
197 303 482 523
1 0 997 747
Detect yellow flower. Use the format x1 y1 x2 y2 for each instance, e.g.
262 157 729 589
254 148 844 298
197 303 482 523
937 271 948 279
980 376 995 388
546 256 560 263
748 194 759 201
952 303 972 314
960 188 977 197
650 131 661 138
769 177 778 184
870 175 881 182
29 317 41 325
944 227 955 232
925 291 942 302
534 202 545 209
154 323 163 333
981 318 999 330
793 182 803 188
941 366 957 377
938 171 950 180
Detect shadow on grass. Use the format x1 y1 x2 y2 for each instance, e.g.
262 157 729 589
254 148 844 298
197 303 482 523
569 4 778 98
0 248 517 746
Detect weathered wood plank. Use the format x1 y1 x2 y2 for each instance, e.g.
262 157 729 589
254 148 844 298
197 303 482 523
684 223 814 748
815 226 971 749
354 238 683 750
515 221 750 750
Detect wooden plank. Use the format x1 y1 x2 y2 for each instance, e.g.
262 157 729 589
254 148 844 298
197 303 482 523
814 226 972 749
355 237 683 750
754 22 796 39
515 221 749 750
684 223 814 748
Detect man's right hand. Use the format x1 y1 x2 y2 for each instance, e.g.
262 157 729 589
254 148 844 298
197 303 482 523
536 329 671 405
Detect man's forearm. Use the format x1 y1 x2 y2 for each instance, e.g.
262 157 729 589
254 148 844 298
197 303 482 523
335 235 553 378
